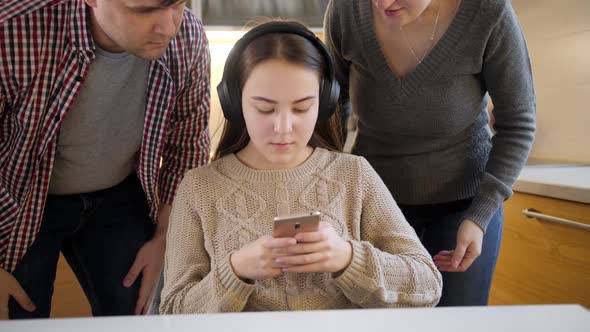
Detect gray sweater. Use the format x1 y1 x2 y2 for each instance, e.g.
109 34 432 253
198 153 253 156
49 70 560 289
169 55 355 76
324 0 536 231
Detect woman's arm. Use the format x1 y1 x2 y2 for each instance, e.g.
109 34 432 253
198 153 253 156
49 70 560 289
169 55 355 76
464 0 536 231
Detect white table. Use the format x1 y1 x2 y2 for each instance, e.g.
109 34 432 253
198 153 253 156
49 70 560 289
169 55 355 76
1 305 589 332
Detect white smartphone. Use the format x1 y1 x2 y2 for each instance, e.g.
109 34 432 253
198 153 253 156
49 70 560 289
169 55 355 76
273 211 321 238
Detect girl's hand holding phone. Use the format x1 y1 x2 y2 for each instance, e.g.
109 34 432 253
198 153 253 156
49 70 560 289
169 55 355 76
272 222 353 274
229 236 297 281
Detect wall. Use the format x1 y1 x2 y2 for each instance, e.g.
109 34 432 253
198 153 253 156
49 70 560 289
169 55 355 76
207 2 590 162
512 0 590 162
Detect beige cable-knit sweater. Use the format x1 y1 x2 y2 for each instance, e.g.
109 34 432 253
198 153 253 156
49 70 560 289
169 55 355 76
160 148 442 314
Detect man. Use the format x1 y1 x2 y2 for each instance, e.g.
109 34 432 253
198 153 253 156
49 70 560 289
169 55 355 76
0 0 210 318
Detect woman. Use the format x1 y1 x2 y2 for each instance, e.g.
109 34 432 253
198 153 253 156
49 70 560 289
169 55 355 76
159 21 442 313
324 0 536 306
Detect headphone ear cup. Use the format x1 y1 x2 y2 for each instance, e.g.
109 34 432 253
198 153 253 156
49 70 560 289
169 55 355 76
217 79 244 124
330 80 341 115
318 79 340 121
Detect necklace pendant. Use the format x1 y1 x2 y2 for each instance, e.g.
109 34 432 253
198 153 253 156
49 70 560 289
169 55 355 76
399 1 441 66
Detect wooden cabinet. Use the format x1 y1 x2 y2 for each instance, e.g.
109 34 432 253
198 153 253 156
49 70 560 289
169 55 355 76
50 255 91 318
489 192 590 307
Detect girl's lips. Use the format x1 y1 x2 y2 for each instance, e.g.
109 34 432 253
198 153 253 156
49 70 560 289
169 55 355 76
385 8 404 16
270 142 295 150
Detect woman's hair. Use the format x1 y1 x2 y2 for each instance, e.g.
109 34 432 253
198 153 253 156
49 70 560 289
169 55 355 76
212 22 343 161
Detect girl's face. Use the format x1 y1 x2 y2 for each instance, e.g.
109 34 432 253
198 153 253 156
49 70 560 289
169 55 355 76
238 59 320 170
372 0 433 27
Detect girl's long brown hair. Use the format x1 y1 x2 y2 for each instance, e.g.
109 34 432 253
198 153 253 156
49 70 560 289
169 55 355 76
212 25 343 161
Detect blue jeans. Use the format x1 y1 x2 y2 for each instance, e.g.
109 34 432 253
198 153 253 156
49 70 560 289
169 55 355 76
9 174 153 318
399 199 503 306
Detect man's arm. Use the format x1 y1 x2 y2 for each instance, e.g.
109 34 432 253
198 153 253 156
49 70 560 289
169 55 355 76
0 88 20 266
0 0 62 24
124 14 212 315
158 16 211 207
0 49 36 321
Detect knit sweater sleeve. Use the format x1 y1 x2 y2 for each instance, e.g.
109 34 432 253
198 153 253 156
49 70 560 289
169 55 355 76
333 158 442 307
159 171 255 314
464 0 536 231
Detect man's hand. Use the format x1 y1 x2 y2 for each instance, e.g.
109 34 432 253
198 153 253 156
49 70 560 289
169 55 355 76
433 219 484 272
123 203 171 315
0 268 36 319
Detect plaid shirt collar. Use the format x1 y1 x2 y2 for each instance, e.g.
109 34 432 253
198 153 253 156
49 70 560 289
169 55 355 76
69 0 93 51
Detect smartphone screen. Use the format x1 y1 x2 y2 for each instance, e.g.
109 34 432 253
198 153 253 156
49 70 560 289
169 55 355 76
273 211 320 238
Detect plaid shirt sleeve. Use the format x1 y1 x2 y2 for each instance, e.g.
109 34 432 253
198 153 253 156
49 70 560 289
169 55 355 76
0 87 4 115
158 17 211 205
0 0 61 23
0 90 16 221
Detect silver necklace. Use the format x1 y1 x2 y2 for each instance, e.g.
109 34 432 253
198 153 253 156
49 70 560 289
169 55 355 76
399 2 441 64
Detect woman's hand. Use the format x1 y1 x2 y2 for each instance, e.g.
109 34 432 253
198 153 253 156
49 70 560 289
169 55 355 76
433 219 483 272
230 236 297 281
272 223 353 274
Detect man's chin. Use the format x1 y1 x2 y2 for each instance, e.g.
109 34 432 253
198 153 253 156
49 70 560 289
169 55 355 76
131 48 168 61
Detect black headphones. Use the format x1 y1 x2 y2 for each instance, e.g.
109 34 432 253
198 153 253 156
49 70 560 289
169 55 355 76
216 21 340 124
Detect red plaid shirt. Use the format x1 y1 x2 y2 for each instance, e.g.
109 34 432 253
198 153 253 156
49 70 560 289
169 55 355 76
0 0 211 272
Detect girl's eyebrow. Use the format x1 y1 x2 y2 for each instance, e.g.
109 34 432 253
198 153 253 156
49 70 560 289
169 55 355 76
292 96 316 104
251 96 316 104
251 96 277 104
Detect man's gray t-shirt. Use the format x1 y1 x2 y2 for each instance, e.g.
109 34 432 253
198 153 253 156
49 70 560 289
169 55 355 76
49 46 149 194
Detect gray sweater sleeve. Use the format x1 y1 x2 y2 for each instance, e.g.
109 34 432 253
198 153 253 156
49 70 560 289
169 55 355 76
464 0 536 230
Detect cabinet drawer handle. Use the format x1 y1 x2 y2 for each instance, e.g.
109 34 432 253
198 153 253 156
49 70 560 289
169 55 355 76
522 208 590 231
